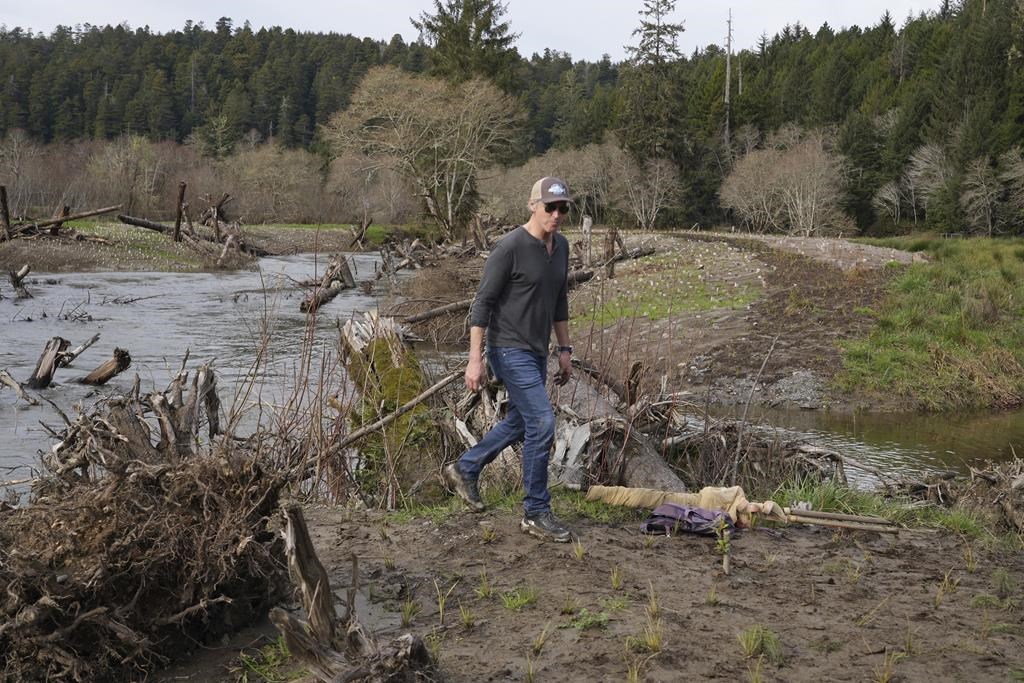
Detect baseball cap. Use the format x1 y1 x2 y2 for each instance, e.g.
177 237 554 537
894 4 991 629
529 177 573 203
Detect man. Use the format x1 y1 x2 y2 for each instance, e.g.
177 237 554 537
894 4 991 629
443 177 575 542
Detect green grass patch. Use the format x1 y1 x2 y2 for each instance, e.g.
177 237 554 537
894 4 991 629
256 222 441 246
772 478 989 539
841 236 1024 410
572 254 758 327
235 636 305 683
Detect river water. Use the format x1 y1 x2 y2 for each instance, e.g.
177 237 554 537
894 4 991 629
2 255 1022 492
0 253 384 487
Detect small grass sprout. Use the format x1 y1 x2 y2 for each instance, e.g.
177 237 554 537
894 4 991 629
500 585 539 611
611 565 624 591
458 600 475 629
599 596 629 612
706 584 720 606
962 542 977 573
474 569 493 599
401 599 420 627
434 579 459 625
383 555 396 571
873 649 905 683
992 567 1015 599
480 524 497 544
626 612 663 653
532 621 553 655
572 538 586 561
646 581 660 620
737 625 784 666
560 594 580 615
568 608 609 630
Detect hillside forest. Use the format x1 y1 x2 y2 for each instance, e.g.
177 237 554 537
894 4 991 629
1 0 1023 237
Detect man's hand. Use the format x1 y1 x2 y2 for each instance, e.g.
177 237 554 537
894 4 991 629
554 350 572 386
465 355 486 392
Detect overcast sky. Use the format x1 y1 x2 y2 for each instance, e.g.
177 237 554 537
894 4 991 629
3 1 940 62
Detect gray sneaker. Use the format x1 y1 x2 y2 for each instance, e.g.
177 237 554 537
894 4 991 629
443 462 485 512
520 510 572 543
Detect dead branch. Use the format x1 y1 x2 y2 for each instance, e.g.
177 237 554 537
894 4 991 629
57 333 100 368
301 256 357 313
173 182 186 243
0 185 11 240
0 369 39 405
9 264 31 298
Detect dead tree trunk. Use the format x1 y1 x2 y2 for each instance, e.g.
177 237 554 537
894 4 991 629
48 205 70 237
80 348 131 385
301 256 356 313
118 214 269 257
0 369 39 405
28 337 70 389
581 215 593 268
0 185 11 241
12 205 121 237
270 505 434 682
604 227 619 279
9 264 31 298
173 181 186 243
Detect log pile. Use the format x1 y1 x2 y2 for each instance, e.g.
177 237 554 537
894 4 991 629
0 362 288 682
301 255 357 313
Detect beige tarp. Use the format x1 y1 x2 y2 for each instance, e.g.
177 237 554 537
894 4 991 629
585 484 787 527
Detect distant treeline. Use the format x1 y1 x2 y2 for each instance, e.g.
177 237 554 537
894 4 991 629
1 1 1023 231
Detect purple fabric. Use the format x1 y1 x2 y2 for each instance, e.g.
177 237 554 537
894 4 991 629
640 503 735 537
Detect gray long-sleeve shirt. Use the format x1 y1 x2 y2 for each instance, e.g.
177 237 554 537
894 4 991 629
469 226 569 356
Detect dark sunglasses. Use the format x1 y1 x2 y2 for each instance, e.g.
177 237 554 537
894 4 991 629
544 202 570 214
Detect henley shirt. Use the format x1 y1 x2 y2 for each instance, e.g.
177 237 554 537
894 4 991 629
469 226 569 357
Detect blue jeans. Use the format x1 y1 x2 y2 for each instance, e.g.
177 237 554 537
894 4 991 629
458 347 555 515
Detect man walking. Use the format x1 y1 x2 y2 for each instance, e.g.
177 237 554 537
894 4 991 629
444 177 575 542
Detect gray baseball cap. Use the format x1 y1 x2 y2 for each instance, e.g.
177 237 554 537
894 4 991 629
529 177 573 203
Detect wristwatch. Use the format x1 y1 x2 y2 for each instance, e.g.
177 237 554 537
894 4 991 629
558 345 574 355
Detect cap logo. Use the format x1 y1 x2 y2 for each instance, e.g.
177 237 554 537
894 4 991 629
548 183 566 196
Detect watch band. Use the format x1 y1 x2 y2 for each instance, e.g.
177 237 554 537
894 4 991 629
558 345 573 354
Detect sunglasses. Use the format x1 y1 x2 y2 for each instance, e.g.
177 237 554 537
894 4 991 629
543 202 571 214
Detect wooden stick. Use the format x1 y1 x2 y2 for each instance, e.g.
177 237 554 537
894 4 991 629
783 507 895 526
9 264 31 298
328 371 461 455
732 335 779 484
49 205 70 237
401 298 473 324
27 337 70 389
786 514 898 534
80 348 131 385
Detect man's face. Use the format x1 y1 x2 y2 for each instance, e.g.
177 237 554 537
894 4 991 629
532 200 571 236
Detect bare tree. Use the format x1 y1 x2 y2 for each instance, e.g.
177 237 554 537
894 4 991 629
999 147 1024 228
872 180 904 225
719 148 786 232
960 157 1001 235
905 143 953 215
615 156 682 229
0 129 41 216
321 66 521 241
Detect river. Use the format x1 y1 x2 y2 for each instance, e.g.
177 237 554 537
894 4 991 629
2 255 1021 494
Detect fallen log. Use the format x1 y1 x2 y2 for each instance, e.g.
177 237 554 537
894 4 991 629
173 181 187 243
12 205 122 236
118 213 269 257
9 264 31 298
349 214 373 248
27 337 70 389
79 348 131 385
300 256 356 313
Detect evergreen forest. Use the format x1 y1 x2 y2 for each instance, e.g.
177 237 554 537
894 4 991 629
1 0 1023 234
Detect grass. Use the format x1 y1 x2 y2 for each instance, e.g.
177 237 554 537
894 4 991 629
500 586 539 611
572 254 758 327
610 566 625 591
772 478 989 539
737 625 784 666
842 235 1024 410
566 608 610 631
235 636 305 683
474 569 493 599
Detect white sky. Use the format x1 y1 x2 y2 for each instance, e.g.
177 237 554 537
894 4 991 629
1 1 939 62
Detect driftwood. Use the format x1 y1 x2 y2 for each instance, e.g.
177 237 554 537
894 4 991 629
118 213 269 257
1 363 287 680
270 505 434 682
349 214 373 248
10 205 122 238
27 336 70 389
9 264 31 298
57 333 101 368
0 369 39 405
79 348 131 385
301 256 357 313
580 215 593 267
